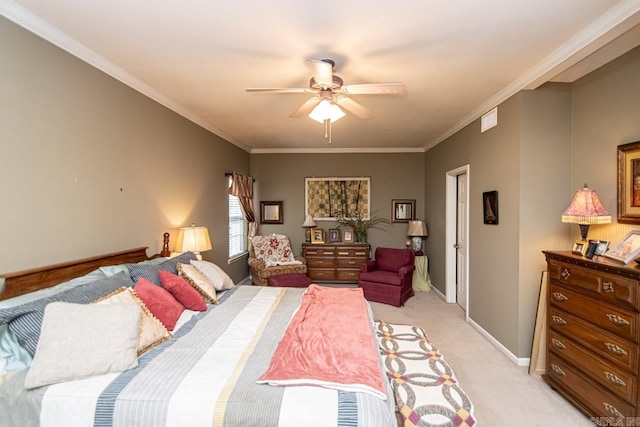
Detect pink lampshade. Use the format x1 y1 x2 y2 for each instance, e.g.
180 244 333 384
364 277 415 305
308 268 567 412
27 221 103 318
562 184 610 242
561 184 611 225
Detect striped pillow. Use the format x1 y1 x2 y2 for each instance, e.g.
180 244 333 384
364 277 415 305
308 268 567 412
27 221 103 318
1 272 134 357
127 252 198 285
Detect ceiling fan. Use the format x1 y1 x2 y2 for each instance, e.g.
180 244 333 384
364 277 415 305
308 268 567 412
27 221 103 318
246 59 407 122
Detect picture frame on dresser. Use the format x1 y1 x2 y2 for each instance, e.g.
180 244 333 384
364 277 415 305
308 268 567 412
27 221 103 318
342 227 354 243
571 241 587 256
603 230 640 264
310 228 325 244
328 228 341 243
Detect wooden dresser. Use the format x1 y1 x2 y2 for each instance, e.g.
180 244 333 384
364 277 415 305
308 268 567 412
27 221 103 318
543 250 640 422
302 243 370 283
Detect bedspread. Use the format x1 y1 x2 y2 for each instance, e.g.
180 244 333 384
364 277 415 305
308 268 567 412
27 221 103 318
0 286 395 427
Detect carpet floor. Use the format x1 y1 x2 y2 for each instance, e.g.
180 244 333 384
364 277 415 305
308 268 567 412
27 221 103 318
368 290 593 427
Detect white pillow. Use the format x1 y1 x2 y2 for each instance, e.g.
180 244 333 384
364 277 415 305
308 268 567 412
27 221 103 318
177 263 219 304
190 260 234 291
24 302 140 389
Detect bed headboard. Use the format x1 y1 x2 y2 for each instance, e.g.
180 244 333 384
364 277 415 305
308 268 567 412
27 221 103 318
0 247 150 301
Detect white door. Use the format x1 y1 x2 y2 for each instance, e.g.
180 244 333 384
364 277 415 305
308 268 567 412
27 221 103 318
456 173 468 311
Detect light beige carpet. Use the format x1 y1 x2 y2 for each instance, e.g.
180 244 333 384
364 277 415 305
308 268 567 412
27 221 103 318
368 290 593 427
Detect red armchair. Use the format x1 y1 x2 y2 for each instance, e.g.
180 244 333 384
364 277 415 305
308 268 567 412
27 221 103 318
358 247 415 307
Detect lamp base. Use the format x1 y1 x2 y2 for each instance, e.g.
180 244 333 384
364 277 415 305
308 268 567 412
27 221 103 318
410 236 422 252
578 224 590 241
304 228 311 243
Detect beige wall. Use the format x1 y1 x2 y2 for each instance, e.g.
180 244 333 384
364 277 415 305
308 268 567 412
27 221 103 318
249 153 425 254
0 17 250 282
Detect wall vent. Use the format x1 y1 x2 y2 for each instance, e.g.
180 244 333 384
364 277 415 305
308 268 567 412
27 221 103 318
481 107 498 133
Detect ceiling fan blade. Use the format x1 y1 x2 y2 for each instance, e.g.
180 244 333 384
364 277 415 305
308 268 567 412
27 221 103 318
341 83 407 95
307 60 334 87
246 88 312 94
289 96 320 118
335 96 372 119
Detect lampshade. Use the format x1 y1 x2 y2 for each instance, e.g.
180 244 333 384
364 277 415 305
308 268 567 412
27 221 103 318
302 214 316 228
174 224 212 257
407 220 428 237
561 184 611 241
309 100 345 124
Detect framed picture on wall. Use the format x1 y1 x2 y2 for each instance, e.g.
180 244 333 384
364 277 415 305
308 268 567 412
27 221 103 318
483 191 499 225
391 199 416 223
617 141 640 224
260 201 283 224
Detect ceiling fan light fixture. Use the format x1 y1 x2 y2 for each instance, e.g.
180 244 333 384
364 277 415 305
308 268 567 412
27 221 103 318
309 99 345 123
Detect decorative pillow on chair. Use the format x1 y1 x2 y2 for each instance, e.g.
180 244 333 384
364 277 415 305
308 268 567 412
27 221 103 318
134 279 185 331
190 260 234 291
251 235 301 268
177 263 219 304
158 270 207 311
24 302 140 389
94 287 171 355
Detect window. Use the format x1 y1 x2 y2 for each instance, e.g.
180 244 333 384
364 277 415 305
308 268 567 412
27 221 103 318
228 192 247 259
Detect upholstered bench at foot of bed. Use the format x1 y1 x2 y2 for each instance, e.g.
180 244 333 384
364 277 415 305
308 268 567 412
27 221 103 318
375 320 476 427
266 273 312 288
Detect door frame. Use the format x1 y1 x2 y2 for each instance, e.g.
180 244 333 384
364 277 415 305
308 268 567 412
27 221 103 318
445 164 470 320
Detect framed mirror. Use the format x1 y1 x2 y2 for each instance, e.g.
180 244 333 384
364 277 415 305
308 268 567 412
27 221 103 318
260 201 283 224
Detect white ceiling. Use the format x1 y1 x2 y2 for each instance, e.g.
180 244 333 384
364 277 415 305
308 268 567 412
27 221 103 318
2 0 640 153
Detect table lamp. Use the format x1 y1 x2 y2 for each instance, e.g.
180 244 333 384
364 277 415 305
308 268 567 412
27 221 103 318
407 220 428 254
561 184 611 241
302 214 316 243
175 223 212 260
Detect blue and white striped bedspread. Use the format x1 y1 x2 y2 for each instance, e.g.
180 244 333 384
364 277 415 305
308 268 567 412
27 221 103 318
0 286 396 427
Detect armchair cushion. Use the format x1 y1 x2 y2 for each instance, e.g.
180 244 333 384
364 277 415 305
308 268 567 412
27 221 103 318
251 235 302 268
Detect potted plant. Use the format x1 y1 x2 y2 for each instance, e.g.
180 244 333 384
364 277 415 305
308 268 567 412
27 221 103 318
335 210 390 243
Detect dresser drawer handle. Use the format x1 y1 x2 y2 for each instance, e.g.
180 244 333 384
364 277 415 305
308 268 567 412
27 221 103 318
605 343 628 357
561 268 570 280
606 314 630 327
317 272 324 277
338 252 349 255
348 272 355 277
603 282 614 293
551 364 565 376
552 292 568 302
348 260 356 265
604 371 627 387
551 338 566 349
317 260 324 264
603 402 623 418
551 315 567 325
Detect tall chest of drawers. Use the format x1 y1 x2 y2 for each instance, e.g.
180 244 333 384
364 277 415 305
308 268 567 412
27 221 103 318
302 243 370 283
543 250 640 421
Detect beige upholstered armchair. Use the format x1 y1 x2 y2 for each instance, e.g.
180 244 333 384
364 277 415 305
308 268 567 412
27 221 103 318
248 234 307 286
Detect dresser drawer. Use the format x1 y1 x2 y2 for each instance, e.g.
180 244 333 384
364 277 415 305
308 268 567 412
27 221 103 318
336 248 370 258
550 284 638 342
307 258 336 268
549 330 636 404
336 258 366 269
549 260 639 310
304 247 336 257
549 307 638 372
547 353 635 418
308 269 336 281
336 270 361 282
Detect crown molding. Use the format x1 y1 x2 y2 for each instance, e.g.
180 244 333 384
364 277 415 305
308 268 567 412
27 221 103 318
0 0 251 153
425 0 640 151
250 146 425 154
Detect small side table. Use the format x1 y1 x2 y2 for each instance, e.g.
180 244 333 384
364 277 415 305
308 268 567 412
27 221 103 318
413 255 431 292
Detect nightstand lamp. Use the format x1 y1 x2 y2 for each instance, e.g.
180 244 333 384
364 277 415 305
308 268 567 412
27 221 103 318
175 223 212 260
407 220 428 255
561 184 611 241
302 214 316 243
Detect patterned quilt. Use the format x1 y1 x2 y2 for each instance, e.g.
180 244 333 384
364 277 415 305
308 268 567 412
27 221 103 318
375 321 476 427
0 286 396 427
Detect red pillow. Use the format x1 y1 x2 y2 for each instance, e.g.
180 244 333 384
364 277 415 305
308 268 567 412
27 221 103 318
158 270 207 311
135 278 184 331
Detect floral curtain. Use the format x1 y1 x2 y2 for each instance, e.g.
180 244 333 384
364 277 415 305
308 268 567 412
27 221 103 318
229 172 258 241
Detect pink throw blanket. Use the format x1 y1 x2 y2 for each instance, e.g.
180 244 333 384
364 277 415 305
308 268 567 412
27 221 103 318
257 285 387 400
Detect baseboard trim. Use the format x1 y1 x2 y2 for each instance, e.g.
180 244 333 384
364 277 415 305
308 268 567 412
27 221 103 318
467 317 531 367
430 286 446 301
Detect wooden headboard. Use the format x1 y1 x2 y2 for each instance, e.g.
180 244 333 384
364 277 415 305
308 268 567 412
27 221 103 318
0 233 173 301
0 247 150 301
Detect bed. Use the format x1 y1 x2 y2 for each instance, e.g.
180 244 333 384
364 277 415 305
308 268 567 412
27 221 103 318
0 243 396 427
